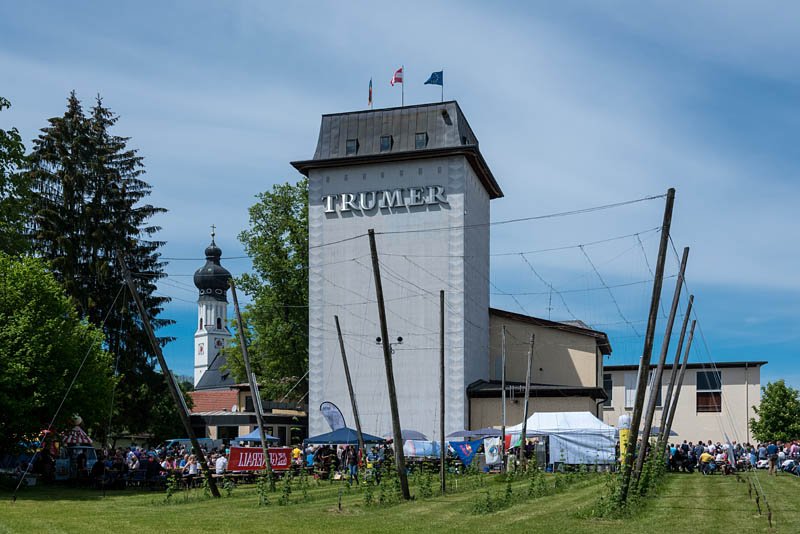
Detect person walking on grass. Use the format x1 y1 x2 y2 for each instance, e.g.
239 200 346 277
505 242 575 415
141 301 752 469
767 441 779 475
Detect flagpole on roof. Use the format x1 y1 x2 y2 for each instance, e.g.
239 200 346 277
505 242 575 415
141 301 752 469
402 65 404 106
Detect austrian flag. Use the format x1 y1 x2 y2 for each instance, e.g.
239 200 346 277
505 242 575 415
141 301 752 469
390 67 403 86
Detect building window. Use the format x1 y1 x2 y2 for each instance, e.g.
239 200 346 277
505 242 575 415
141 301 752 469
345 138 358 155
697 371 722 412
415 132 428 149
216 317 222 329
380 135 393 152
603 373 613 407
199 318 203 330
624 372 636 409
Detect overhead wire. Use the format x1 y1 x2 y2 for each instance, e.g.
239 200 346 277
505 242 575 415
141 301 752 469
579 245 640 337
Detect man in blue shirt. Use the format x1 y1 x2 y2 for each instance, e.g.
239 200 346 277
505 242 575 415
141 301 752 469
767 441 779 475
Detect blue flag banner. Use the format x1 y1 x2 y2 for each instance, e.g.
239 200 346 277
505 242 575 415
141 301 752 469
425 70 443 86
449 439 482 466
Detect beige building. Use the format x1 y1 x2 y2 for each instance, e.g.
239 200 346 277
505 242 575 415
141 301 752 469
468 308 612 429
602 361 765 444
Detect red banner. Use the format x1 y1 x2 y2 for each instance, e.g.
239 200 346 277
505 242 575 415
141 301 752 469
228 447 292 471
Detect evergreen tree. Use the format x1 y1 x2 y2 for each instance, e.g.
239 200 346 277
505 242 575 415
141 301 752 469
25 92 173 441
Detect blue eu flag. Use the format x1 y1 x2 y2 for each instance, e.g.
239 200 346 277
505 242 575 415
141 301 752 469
425 70 443 86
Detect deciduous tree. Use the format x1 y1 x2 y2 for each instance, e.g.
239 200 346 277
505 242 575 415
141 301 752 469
0 96 30 255
0 254 113 451
227 178 308 400
750 380 800 443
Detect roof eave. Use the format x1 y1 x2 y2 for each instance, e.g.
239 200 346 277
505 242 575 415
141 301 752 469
291 145 503 199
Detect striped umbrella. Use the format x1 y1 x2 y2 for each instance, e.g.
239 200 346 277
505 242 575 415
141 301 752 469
63 426 92 445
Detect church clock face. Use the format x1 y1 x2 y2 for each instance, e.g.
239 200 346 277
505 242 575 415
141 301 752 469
198 343 205 355
214 338 224 349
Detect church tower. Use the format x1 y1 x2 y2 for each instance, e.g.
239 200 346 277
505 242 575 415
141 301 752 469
192 230 233 386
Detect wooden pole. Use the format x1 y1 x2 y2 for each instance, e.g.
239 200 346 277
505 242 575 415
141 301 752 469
334 315 366 460
230 280 273 475
635 246 689 479
117 253 220 497
618 187 675 504
367 229 411 500
662 320 697 442
439 290 446 494
519 334 535 467
501 325 507 472
657 294 694 446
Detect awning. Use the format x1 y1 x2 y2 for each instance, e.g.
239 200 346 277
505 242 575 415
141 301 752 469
304 427 385 445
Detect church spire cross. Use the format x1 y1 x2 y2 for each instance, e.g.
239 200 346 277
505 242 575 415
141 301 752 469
210 224 216 242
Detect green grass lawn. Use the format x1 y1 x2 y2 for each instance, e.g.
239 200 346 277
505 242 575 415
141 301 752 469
0 471 796 533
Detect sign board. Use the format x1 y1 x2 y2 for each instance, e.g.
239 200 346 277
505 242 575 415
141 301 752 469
321 186 448 215
228 447 292 471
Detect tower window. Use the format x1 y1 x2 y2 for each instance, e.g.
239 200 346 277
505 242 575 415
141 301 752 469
216 317 222 329
199 318 203 330
415 132 428 149
380 135 393 152
345 138 359 155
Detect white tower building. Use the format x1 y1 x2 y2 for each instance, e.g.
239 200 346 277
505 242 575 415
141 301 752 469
192 232 233 386
292 102 502 440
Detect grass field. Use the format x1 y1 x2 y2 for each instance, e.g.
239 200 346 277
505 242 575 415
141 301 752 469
0 471 796 533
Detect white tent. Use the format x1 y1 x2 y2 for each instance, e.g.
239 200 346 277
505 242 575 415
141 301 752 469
507 411 616 465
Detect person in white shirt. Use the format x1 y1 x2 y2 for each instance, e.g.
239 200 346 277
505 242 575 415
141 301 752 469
215 454 228 475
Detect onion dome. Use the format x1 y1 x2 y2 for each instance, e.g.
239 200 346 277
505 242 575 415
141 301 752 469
193 233 231 302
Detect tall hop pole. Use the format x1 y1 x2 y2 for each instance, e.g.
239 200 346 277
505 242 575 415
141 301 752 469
367 229 411 500
634 246 689 480
230 279 273 476
117 253 221 497
618 188 675 504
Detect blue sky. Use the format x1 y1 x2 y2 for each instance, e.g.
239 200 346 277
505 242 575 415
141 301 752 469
2 1 798 388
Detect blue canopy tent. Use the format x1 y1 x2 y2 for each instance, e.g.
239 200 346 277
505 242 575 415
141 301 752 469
304 427 385 445
234 428 280 443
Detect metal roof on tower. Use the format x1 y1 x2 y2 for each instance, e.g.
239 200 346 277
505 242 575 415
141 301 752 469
291 101 503 199
193 234 232 302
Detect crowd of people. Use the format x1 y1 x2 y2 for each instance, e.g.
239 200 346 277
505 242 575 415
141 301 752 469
294 444 394 483
78 444 232 488
665 439 800 476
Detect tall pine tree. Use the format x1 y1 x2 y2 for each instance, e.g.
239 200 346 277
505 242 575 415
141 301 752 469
26 92 178 443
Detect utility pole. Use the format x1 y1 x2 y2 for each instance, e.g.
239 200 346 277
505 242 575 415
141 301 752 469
439 290 446 494
662 320 697 442
519 334 535 467
230 280 273 475
501 325 507 472
635 246 689 479
618 187 675 504
334 315 366 460
367 229 411 500
657 294 694 446
117 253 220 497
